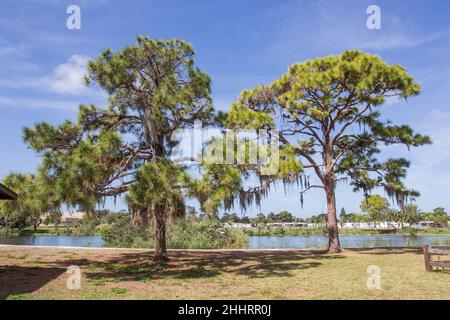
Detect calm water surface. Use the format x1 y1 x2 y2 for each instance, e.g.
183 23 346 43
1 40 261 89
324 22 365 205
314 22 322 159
0 234 449 249
0 235 103 248
248 235 450 249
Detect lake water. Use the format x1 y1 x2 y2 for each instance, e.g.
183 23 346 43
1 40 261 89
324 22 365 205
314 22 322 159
0 234 449 249
0 235 103 248
248 235 450 249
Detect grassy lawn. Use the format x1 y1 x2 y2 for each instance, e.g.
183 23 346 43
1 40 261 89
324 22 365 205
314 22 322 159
0 246 448 300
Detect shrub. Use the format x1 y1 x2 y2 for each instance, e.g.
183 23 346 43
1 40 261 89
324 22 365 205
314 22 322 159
102 215 149 248
273 226 286 236
102 215 248 249
166 217 248 249
0 215 28 230
70 221 97 236
0 227 20 236
402 226 418 236
95 223 112 234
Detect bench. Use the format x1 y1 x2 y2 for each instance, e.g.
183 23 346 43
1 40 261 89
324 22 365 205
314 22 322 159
423 245 450 272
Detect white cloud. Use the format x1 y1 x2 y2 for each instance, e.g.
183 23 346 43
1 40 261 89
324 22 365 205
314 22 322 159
0 96 79 111
0 54 104 98
41 54 91 95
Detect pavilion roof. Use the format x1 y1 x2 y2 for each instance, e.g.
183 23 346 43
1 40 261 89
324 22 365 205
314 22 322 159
0 183 17 200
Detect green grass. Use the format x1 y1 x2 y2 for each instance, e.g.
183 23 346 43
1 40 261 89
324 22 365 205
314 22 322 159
111 287 128 295
0 247 448 300
23 259 46 265
6 294 26 300
136 275 151 282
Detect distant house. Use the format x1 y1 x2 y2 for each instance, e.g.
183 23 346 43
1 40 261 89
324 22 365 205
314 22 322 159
267 222 309 228
61 212 86 226
340 221 405 230
225 222 253 229
0 183 17 200
41 211 86 227
413 221 435 229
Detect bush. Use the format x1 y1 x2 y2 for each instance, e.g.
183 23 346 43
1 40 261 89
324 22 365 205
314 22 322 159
94 223 112 234
70 221 98 236
167 217 248 249
0 227 21 236
0 215 28 230
273 226 286 236
402 226 418 236
102 215 149 247
102 215 248 249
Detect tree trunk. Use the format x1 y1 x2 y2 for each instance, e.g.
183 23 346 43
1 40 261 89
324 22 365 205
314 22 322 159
325 181 341 253
153 208 168 262
141 109 167 262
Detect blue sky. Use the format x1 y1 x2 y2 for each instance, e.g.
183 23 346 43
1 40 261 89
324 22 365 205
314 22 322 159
1 0 450 218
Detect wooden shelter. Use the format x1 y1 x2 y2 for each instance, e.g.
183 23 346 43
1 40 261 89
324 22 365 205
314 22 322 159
0 183 17 200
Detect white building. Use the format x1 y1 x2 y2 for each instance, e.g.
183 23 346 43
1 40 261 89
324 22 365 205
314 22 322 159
225 219 446 230
225 223 253 229
340 222 404 230
339 221 445 230
61 212 85 226
266 222 309 228
41 211 86 227
413 221 435 229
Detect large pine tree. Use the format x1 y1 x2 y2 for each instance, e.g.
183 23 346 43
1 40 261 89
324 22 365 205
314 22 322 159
224 50 431 252
24 37 213 261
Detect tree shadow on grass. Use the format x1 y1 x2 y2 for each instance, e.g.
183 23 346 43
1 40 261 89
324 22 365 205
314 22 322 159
0 257 93 299
81 249 346 282
0 265 66 299
0 249 348 297
0 247 439 298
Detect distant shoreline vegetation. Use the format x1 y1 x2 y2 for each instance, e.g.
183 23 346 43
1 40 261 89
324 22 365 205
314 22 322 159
2 224 450 239
1 199 449 248
244 227 450 237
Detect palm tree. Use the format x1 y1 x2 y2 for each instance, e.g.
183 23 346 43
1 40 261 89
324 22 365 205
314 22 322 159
125 161 186 261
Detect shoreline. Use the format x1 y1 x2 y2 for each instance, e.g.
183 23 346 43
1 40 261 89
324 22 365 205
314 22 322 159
0 243 425 251
1 233 449 250
3 230 450 237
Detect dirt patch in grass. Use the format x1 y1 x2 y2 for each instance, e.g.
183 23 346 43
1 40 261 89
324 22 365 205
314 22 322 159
0 246 448 300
